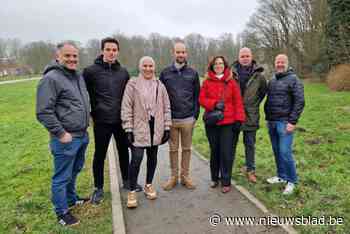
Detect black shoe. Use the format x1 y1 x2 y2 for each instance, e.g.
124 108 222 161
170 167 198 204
123 180 143 192
210 181 219 188
91 188 104 205
68 196 90 209
57 211 80 226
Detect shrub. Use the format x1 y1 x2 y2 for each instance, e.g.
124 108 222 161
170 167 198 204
327 64 350 91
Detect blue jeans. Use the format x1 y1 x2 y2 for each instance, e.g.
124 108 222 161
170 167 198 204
267 121 297 184
49 133 89 215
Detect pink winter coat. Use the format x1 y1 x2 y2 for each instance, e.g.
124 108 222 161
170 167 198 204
121 77 172 147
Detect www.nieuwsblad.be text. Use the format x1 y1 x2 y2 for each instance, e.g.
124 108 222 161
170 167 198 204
208 213 344 227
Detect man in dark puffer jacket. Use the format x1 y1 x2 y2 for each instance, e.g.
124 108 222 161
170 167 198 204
264 54 305 195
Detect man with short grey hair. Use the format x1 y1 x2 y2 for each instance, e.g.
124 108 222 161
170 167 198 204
36 42 90 226
231 47 267 183
265 54 305 195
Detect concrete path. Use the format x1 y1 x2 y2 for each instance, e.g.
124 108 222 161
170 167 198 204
0 77 40 85
110 143 294 234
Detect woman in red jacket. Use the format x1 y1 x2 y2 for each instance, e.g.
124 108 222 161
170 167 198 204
199 56 245 193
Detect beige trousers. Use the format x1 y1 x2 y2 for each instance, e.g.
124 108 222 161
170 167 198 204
168 121 194 177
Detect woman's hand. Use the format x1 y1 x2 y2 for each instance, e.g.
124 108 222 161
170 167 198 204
215 100 225 111
161 130 170 144
126 132 134 145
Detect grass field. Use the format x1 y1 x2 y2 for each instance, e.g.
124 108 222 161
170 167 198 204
0 81 112 234
0 74 38 82
193 83 350 234
1 80 349 233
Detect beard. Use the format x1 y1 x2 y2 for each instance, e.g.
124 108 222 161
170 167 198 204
175 58 186 64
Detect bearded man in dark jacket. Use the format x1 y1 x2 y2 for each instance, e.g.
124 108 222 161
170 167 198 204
231 47 267 183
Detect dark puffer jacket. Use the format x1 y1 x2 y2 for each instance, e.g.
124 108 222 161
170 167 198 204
232 61 267 130
83 55 130 124
264 68 305 124
159 63 200 120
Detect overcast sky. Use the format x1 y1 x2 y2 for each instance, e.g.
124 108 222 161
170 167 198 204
1 0 258 44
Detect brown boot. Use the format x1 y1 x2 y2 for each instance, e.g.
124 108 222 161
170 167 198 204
162 176 178 191
247 171 257 183
127 191 137 208
180 176 196 189
144 184 157 200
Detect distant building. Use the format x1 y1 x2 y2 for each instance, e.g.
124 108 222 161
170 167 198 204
0 58 34 77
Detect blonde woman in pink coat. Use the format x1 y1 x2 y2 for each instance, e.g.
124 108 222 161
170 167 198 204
121 56 172 208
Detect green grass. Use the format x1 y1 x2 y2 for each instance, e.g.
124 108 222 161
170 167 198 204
0 74 38 82
0 81 112 234
193 83 350 234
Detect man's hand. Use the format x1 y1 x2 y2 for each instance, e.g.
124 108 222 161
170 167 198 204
59 132 72 143
286 123 296 133
233 121 241 132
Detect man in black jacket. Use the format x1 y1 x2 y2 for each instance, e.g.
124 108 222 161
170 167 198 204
36 42 90 226
232 48 267 183
83 37 140 205
264 54 305 195
160 42 200 190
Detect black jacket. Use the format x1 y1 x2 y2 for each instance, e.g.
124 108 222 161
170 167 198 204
83 55 130 124
159 63 200 120
36 61 90 137
264 69 305 124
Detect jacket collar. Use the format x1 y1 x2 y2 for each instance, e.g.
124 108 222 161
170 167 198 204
275 68 295 79
43 60 79 79
94 55 121 70
170 61 188 72
207 68 233 82
232 60 264 74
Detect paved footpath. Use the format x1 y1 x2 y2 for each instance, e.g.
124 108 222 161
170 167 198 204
113 144 292 234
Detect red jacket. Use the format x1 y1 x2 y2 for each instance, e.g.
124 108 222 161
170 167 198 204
199 69 246 125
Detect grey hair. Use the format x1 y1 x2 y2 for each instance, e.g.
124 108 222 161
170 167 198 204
56 41 78 52
138 56 155 71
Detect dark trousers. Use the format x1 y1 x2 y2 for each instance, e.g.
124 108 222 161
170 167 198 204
93 122 129 189
129 116 158 191
205 124 239 186
129 146 158 191
233 130 257 172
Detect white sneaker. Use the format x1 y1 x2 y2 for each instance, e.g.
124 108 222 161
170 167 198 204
266 176 286 184
283 182 295 195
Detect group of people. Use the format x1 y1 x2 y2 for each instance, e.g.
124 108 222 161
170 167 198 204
36 37 305 226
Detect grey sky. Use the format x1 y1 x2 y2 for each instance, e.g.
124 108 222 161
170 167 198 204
1 0 258 44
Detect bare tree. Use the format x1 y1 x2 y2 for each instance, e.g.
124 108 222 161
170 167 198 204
241 0 328 78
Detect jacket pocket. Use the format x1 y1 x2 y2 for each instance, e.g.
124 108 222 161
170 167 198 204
61 108 85 131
